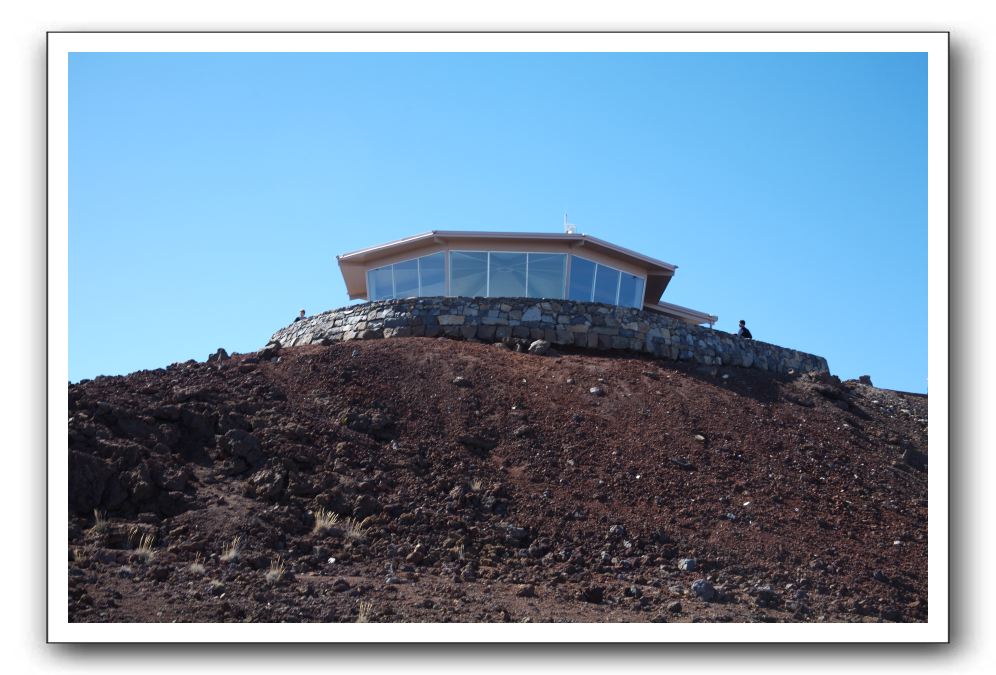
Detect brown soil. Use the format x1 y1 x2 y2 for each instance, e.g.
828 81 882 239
67 337 928 623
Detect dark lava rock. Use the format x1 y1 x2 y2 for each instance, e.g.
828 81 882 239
578 586 605 604
258 342 282 360
691 579 716 602
353 495 382 519
218 429 264 468
207 348 230 363
753 586 778 608
504 525 530 547
607 524 627 539
902 448 928 470
246 468 287 501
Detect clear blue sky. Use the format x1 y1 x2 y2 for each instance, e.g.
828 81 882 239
69 52 927 392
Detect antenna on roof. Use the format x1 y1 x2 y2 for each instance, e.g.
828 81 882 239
563 211 577 234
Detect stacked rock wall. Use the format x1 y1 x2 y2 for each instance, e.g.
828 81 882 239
270 297 829 375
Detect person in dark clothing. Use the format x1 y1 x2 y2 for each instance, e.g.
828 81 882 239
294 309 306 322
737 319 752 340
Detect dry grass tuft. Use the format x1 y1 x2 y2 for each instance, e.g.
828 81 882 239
312 508 340 535
342 517 365 541
90 509 108 534
72 544 95 563
469 479 484 492
356 600 374 623
265 556 286 584
220 536 243 563
131 529 155 563
189 553 206 575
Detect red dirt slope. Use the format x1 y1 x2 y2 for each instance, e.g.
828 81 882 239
67 337 928 623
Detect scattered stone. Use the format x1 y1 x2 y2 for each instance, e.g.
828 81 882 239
753 586 778 608
504 525 530 547
589 386 605 397
452 376 471 387
691 579 716 602
516 584 537 598
678 558 696 572
405 544 426 565
668 601 683 614
859 375 873 386
331 578 351 592
693 434 707 443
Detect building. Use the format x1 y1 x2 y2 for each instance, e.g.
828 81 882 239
336 230 718 326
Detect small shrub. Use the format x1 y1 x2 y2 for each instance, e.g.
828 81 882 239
220 535 243 563
312 508 340 535
356 600 374 623
469 479 484 492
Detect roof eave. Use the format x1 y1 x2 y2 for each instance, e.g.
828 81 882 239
337 230 678 273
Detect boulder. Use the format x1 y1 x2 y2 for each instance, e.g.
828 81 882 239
527 340 551 356
691 579 716 602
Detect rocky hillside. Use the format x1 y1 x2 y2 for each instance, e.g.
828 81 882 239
67 337 928 623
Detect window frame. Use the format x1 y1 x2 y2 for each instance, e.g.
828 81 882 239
568 254 647 308
447 250 569 300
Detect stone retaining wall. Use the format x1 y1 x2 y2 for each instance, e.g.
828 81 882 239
270 297 829 375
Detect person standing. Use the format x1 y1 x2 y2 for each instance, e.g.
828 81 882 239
294 309 307 322
737 319 752 340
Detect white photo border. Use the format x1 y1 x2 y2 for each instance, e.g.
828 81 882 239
48 31 948 643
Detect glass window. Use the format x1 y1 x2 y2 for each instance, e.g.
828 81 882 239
593 265 620 304
449 251 488 297
393 258 419 298
488 252 527 298
368 265 394 301
567 256 596 302
418 252 445 296
526 253 566 299
618 273 645 309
